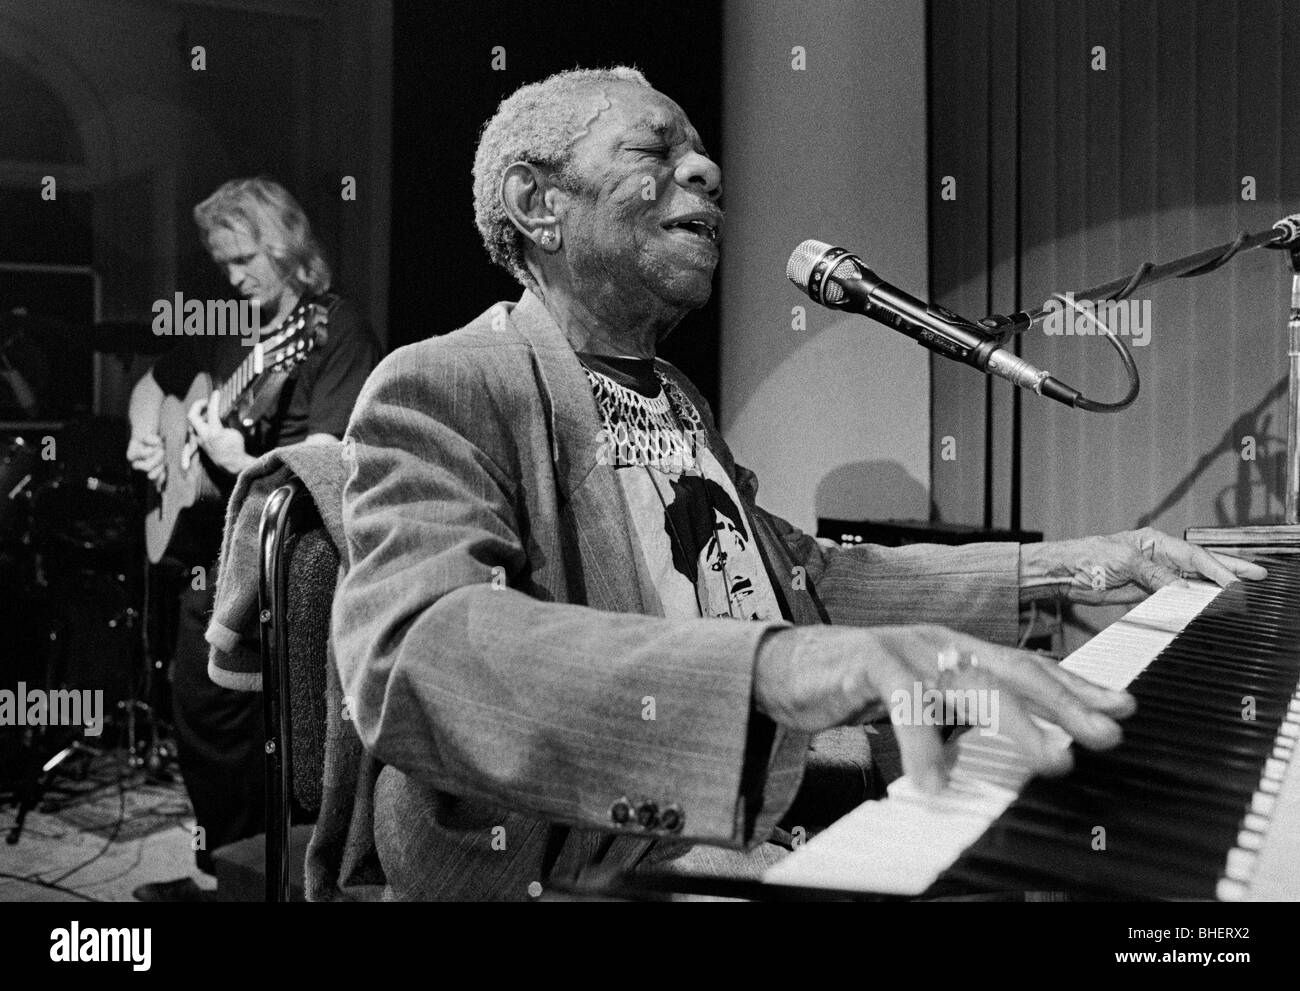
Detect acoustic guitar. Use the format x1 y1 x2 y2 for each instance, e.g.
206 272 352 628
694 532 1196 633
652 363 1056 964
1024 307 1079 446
144 295 330 563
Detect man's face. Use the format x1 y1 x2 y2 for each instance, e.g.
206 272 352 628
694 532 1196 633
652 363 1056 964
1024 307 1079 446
701 512 756 617
553 83 724 313
206 225 290 315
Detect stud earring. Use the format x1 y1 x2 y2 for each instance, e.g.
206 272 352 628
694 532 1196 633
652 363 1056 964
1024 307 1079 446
539 229 557 247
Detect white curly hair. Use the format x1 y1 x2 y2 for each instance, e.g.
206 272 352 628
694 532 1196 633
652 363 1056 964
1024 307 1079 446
472 66 651 290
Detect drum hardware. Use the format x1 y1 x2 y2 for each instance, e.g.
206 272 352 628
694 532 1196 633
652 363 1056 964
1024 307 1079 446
0 422 176 844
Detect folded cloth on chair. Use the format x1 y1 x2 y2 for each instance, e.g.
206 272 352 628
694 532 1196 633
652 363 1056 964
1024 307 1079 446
206 441 348 693
204 439 385 901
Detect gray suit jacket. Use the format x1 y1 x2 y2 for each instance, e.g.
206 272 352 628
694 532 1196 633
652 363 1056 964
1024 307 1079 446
332 290 1020 899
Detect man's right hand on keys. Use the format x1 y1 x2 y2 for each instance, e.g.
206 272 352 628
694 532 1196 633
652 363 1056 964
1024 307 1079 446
753 624 1137 795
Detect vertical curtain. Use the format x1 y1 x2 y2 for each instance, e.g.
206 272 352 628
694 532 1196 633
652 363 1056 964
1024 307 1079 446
930 0 1299 635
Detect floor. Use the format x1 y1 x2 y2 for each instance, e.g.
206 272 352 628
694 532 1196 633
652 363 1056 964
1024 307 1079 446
0 747 211 902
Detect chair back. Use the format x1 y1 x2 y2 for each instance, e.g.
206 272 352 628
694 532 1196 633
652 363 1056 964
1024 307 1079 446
258 479 339 902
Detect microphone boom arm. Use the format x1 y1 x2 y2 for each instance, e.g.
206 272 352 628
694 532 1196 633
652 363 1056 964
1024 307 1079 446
982 213 1300 340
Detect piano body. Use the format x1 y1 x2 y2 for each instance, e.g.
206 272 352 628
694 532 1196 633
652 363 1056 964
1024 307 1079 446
765 547 1300 901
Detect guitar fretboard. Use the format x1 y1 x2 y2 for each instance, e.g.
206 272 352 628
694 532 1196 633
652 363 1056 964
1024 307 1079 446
212 298 314 422
215 343 265 422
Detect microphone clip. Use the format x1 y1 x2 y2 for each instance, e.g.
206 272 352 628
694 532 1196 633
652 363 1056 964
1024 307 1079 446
977 312 1033 344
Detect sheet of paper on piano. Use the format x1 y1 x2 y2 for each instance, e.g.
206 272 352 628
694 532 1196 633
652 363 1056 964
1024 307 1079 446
765 578 1300 900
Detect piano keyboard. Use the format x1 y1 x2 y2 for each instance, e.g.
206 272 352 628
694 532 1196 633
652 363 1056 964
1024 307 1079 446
766 556 1300 900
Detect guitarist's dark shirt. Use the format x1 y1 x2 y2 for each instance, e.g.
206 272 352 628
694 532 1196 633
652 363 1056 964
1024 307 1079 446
151 293 380 562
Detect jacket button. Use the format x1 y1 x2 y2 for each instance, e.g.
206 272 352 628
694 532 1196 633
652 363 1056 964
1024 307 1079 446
635 800 659 829
610 797 632 825
660 803 683 832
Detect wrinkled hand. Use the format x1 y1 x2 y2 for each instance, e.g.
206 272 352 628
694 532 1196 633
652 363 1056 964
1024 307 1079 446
126 432 166 489
188 391 253 476
1021 528 1267 606
754 624 1135 793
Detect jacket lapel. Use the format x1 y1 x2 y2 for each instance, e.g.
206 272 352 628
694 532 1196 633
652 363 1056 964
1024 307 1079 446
507 291 650 616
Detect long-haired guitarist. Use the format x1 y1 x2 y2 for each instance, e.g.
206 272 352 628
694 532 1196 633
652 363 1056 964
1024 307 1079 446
125 177 380 901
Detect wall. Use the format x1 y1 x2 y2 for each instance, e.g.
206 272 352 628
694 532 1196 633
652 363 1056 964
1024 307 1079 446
929 0 1300 646
718 0 931 531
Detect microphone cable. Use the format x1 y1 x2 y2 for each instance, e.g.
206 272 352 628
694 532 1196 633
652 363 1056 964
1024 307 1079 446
1046 291 1141 413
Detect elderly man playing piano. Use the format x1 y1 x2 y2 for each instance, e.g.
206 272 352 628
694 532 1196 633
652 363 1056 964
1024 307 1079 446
332 67 1265 900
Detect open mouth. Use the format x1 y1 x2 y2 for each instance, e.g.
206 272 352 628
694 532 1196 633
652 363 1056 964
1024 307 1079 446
663 216 722 244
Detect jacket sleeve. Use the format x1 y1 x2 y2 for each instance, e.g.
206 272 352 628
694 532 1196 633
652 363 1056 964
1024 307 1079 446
331 345 810 848
736 463 1022 646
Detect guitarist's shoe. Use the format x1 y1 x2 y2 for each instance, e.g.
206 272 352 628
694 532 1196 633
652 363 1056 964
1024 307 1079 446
132 876 218 903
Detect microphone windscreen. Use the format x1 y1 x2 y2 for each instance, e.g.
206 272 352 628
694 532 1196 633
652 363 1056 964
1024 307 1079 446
787 240 858 304
786 239 831 289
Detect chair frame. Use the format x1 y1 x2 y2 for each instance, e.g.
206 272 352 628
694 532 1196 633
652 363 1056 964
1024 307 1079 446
257 479 307 903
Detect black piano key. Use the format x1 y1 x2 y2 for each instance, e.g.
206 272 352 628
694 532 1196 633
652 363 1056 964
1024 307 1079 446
1052 753 1262 817
960 813 1221 899
1148 648 1299 681
994 799 1237 874
1118 711 1282 750
1011 786 1246 854
1076 743 1269 793
1127 689 1293 724
1150 622 1297 648
1128 664 1296 697
940 843 1211 900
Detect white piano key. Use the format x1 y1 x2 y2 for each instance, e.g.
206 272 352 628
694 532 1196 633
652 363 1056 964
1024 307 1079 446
1237 828 1263 851
1216 878 1248 902
1243 811 1270 832
1225 848 1257 881
1245 710 1300 900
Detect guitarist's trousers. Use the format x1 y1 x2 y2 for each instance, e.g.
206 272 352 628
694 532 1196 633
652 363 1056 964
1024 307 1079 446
171 569 265 872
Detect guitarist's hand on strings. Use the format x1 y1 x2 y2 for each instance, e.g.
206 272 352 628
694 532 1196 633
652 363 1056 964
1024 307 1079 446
126 432 166 489
188 390 256 476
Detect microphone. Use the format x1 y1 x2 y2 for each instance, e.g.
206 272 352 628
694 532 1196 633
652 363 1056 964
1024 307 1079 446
787 239 1082 408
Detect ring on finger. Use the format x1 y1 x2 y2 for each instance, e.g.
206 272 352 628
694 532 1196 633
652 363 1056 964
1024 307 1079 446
936 648 980 691
937 647 980 674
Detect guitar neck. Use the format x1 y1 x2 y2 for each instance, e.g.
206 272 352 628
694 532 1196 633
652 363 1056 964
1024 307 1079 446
214 342 276 424
213 298 312 422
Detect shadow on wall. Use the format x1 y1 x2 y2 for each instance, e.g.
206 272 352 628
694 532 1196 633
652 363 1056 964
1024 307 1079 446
815 460 930 524
1136 374 1290 530
723 314 929 530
